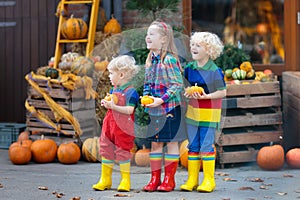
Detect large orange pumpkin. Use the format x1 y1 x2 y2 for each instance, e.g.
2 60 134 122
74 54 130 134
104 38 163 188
61 15 88 39
82 137 101 162
31 135 58 163
286 148 300 168
256 144 285 170
134 147 151 167
57 142 81 164
9 140 32 165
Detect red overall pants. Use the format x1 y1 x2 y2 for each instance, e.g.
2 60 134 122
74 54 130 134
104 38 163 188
99 90 135 161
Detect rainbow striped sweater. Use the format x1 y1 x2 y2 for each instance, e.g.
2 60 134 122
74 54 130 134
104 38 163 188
184 60 226 128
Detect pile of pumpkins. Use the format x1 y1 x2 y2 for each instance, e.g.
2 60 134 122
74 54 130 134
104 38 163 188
9 132 81 165
224 61 274 83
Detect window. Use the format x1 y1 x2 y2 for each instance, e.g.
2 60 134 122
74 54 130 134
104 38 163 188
191 0 284 64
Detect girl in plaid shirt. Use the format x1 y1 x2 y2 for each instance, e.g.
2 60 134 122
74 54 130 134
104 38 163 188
142 20 186 192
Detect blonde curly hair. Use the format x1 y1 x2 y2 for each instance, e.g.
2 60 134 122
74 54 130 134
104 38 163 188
107 55 140 80
190 32 224 60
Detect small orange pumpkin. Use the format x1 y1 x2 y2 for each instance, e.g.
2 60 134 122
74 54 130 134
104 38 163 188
61 14 88 39
30 135 58 163
9 140 32 165
57 142 81 164
256 144 285 170
104 93 118 104
104 15 121 34
134 146 151 167
140 95 154 105
286 148 300 168
185 84 204 95
239 61 253 73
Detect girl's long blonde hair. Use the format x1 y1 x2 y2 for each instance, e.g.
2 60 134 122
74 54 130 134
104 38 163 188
145 19 181 69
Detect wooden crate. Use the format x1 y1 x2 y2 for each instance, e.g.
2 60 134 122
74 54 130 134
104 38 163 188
282 71 300 150
26 81 98 137
216 81 283 168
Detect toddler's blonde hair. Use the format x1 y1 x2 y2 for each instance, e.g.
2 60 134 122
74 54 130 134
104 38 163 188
190 32 224 60
107 55 140 80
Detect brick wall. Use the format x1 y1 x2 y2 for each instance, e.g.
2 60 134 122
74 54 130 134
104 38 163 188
67 0 183 30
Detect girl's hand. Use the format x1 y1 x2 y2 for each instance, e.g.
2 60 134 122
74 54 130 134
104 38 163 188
144 96 164 108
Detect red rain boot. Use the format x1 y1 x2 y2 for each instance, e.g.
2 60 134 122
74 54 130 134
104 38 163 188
143 159 162 192
157 160 178 192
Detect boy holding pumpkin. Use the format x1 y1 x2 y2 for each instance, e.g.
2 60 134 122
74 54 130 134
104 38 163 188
92 55 140 192
180 32 226 192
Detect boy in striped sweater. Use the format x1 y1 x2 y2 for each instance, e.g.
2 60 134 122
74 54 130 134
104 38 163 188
180 32 226 192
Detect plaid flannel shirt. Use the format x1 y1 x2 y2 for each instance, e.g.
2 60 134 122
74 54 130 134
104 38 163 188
143 53 183 116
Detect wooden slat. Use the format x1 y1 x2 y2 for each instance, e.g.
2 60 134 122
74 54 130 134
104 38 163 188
226 81 280 96
223 95 281 109
221 112 282 128
217 131 282 146
218 149 258 164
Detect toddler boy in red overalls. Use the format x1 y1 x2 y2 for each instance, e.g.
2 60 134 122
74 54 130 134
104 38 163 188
93 55 140 192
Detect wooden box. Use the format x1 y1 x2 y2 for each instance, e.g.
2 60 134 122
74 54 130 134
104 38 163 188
216 81 283 168
26 81 98 137
282 71 300 150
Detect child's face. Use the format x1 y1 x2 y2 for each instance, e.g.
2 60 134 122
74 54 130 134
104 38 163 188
190 41 209 61
145 25 164 54
108 69 122 86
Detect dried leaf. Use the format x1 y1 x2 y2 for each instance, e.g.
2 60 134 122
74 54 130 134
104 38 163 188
283 174 293 178
114 194 133 197
277 192 287 196
259 185 269 190
216 172 230 176
55 192 64 198
70 196 81 200
238 187 255 191
249 178 264 182
223 177 237 182
38 186 48 190
262 183 273 187
263 196 273 199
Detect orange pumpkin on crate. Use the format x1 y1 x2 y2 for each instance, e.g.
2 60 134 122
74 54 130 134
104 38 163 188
104 14 121 34
61 14 88 40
